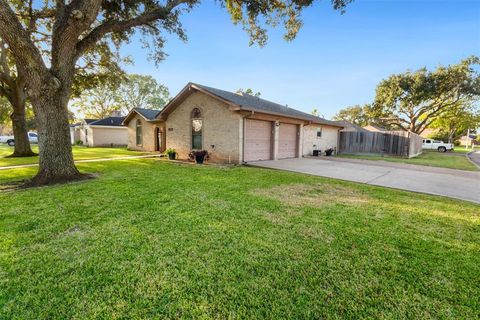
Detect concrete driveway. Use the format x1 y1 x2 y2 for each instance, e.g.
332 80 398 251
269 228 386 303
248 157 480 204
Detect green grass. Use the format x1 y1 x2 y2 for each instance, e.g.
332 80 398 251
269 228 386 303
338 150 478 171
0 159 479 319
0 145 150 167
452 146 479 154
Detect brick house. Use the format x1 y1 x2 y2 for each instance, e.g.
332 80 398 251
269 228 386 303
71 116 128 147
122 83 343 163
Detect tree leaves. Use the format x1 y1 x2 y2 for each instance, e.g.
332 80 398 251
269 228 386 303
371 56 480 134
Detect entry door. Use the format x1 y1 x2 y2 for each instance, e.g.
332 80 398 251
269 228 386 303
278 123 298 159
244 119 272 162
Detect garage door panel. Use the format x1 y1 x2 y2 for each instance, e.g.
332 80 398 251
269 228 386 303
278 123 298 159
245 119 272 162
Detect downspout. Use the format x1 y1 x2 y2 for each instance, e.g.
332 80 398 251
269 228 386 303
337 128 341 155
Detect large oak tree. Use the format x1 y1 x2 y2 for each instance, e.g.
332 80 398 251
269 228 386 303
0 0 352 185
0 1 126 159
371 57 480 134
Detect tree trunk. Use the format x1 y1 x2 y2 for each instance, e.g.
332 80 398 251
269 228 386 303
8 101 35 157
26 87 83 186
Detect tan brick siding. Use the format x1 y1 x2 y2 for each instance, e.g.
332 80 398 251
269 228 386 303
302 124 340 156
126 114 159 151
165 91 242 163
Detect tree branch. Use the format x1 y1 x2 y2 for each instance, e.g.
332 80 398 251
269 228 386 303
0 0 47 77
76 0 189 56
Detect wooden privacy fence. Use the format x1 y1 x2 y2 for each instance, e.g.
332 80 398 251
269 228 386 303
339 131 423 158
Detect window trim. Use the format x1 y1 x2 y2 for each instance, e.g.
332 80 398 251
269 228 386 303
191 107 203 150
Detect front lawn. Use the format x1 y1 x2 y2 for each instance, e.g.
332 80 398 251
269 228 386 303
0 144 150 167
0 160 478 318
338 150 478 171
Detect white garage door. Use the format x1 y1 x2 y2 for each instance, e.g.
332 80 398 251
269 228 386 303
244 119 272 162
278 123 298 159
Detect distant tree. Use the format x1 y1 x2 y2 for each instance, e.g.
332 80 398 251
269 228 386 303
116 74 170 113
311 108 325 118
73 74 169 119
332 104 372 126
237 88 261 97
371 57 480 134
72 83 120 119
430 102 480 143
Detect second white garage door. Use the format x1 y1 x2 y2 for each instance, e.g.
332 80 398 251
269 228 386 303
278 123 298 159
244 119 272 162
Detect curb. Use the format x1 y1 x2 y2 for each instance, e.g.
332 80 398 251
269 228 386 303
466 151 480 170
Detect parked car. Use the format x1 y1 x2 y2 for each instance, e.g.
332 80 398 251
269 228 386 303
0 132 38 146
422 139 454 152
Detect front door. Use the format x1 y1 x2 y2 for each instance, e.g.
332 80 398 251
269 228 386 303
155 127 162 152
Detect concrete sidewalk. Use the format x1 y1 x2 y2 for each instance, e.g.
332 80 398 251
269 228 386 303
0 154 162 171
248 158 480 204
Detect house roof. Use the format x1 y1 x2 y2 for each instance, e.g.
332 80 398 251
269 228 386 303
135 108 161 120
159 82 343 127
89 116 125 127
85 119 98 124
122 107 163 125
363 125 387 132
337 121 368 132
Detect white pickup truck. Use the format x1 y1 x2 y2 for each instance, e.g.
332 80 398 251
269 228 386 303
422 139 454 152
0 132 38 146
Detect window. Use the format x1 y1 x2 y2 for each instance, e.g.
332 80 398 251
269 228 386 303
29 133 38 138
426 139 431 144
316 127 322 137
191 108 203 149
136 119 143 146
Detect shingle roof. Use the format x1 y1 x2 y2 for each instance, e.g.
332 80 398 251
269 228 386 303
337 121 368 132
192 83 342 127
85 119 98 124
89 117 125 126
134 108 161 120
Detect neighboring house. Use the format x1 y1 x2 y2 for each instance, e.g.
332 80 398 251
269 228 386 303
337 121 368 132
419 128 438 138
123 82 343 163
363 125 387 132
458 134 478 147
71 116 128 147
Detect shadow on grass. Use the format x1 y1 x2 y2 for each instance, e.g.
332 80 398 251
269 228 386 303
0 173 99 192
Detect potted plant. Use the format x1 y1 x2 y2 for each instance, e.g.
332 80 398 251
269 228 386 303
325 148 334 156
188 150 208 164
165 148 177 160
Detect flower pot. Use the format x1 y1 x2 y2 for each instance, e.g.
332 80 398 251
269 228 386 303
195 155 205 164
168 152 176 160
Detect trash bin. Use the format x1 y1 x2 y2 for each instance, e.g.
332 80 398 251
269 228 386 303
313 149 321 156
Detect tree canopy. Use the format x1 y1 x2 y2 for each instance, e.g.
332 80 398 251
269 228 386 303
332 104 373 126
73 74 170 119
371 56 480 134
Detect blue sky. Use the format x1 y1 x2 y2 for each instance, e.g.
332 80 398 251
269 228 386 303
120 0 480 119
